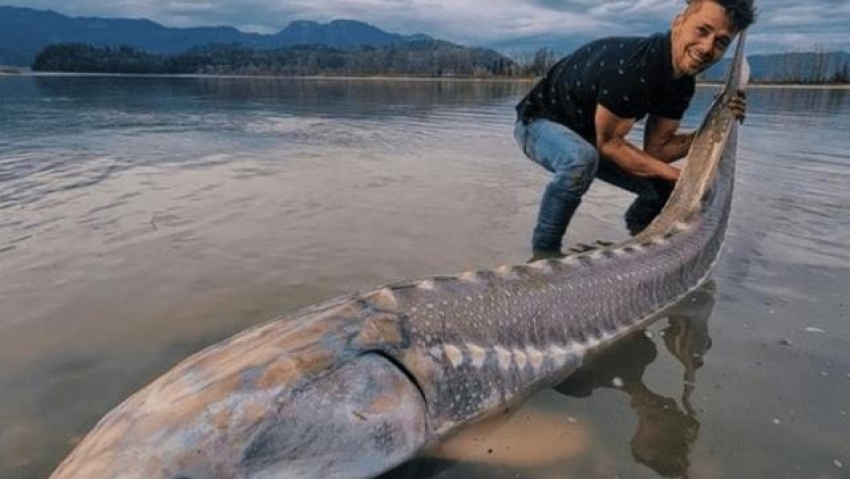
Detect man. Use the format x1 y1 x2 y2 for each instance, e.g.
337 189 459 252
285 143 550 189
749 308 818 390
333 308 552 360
514 0 755 260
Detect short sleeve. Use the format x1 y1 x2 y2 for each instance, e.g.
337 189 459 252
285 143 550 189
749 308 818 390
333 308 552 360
650 78 696 119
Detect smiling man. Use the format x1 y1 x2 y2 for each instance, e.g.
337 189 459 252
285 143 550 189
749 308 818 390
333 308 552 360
514 0 756 260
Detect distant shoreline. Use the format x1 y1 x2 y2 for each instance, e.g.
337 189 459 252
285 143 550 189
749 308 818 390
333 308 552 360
13 71 536 83
696 81 850 89
6 71 850 88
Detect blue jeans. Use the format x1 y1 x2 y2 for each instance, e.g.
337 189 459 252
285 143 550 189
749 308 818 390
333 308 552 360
514 118 674 251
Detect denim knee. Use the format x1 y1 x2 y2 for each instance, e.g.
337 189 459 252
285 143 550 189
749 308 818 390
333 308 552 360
551 148 598 197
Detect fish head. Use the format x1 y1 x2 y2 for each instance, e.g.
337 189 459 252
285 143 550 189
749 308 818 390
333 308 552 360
50 353 429 479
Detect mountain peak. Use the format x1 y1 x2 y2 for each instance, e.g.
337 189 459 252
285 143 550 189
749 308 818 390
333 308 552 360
0 6 441 66
273 18 413 47
329 19 371 26
287 20 320 28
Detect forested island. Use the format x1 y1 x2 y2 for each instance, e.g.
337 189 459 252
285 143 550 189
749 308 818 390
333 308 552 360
32 42 521 77
29 42 850 83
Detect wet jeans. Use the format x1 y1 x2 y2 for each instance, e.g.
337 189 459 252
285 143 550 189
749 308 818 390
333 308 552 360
514 118 674 251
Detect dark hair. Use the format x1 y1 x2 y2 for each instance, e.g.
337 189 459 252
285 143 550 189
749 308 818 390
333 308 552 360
704 0 757 31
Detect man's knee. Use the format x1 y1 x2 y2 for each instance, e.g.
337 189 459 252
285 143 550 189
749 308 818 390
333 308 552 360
552 148 599 196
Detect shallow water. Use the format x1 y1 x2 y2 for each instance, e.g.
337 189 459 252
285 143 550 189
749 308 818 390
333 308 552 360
0 76 848 479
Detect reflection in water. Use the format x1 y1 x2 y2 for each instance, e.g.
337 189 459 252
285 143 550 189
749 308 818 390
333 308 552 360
30 76 527 119
0 76 528 210
382 284 717 479
556 282 716 478
748 86 848 118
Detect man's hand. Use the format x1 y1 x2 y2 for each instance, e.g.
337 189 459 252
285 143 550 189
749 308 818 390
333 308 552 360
595 104 681 182
728 90 747 124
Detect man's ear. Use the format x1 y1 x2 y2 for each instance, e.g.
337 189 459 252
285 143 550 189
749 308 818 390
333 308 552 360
673 0 696 28
671 12 684 30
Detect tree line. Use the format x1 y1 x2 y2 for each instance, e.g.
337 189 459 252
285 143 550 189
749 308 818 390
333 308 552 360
769 45 849 83
32 42 531 77
519 46 850 84
31 43 850 82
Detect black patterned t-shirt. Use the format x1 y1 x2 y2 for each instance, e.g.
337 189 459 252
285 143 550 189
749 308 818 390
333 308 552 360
517 31 696 146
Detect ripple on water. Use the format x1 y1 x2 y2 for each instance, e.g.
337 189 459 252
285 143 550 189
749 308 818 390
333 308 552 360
0 154 119 209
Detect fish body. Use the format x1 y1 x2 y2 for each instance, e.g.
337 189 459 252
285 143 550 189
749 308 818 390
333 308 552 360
50 34 749 479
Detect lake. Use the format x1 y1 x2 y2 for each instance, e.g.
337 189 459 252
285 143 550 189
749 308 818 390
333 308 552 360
0 75 848 479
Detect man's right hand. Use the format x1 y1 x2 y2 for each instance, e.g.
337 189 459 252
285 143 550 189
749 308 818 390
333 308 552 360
595 105 681 182
728 90 747 123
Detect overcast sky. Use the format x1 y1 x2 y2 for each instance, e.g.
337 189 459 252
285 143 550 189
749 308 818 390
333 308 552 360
4 0 849 54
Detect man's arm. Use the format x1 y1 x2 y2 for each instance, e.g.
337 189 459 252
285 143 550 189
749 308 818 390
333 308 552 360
595 104 681 182
644 115 695 163
642 90 748 163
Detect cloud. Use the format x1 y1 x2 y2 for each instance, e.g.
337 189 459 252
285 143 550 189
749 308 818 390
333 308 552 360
2 0 848 53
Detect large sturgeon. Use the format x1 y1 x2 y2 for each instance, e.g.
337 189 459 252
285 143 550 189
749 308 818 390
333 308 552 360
50 33 750 479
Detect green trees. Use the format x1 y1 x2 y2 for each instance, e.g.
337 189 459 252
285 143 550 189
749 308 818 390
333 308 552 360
33 44 164 73
32 42 517 77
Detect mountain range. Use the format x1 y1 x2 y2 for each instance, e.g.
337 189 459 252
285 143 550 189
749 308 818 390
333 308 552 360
0 6 432 66
1 5 848 82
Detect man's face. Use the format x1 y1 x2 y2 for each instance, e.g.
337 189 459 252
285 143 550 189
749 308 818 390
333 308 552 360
671 0 738 78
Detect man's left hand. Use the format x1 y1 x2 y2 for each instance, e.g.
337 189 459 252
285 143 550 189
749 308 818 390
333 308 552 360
728 90 747 124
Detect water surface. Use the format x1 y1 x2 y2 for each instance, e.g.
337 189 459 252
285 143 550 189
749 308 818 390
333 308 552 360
0 76 848 479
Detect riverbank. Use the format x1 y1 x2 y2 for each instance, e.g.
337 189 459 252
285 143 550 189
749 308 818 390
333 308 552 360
7 71 850 88
699 80 850 89
0 66 28 75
